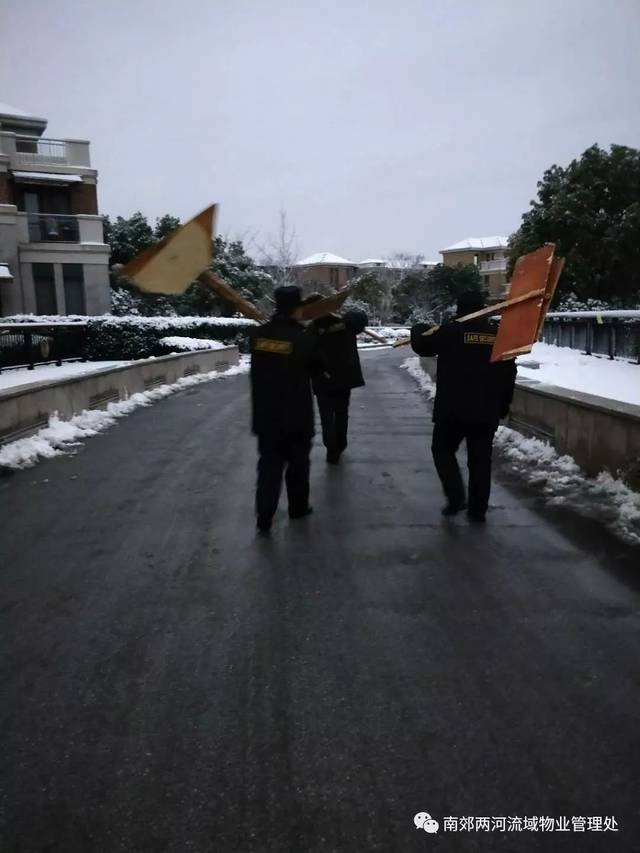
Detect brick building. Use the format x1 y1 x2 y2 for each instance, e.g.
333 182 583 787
294 252 357 292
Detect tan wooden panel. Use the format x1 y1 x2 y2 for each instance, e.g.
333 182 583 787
121 205 216 295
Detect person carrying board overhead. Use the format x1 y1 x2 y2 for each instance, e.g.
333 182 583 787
410 290 517 523
303 294 368 465
249 285 322 534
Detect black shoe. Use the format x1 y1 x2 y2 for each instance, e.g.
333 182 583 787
326 450 340 465
467 509 486 523
289 506 313 520
441 501 466 517
256 516 272 534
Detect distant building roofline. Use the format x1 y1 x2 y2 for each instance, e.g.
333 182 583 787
440 236 508 253
295 252 355 267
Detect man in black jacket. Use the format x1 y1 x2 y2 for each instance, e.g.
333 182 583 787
249 286 319 533
410 290 517 522
305 296 368 464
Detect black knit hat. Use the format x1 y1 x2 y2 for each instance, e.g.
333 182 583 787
274 285 303 314
456 289 485 317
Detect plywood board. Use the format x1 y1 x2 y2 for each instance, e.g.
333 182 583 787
199 270 266 323
120 205 216 295
490 244 555 362
294 288 351 321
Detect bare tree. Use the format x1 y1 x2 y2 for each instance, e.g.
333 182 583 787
258 210 300 288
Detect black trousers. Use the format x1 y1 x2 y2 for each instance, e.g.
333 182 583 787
431 420 497 514
256 433 312 522
316 389 351 453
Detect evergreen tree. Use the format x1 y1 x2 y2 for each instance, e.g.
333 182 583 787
154 214 181 240
103 212 155 266
389 263 482 323
509 144 640 306
109 220 273 317
346 272 388 321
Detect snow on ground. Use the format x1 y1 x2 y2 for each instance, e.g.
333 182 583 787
401 356 640 547
494 428 640 546
400 356 436 398
158 336 227 352
0 357 250 470
517 343 640 406
358 327 409 349
0 361 129 393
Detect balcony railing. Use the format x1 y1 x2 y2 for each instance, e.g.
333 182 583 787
15 136 67 164
479 258 507 273
27 214 80 243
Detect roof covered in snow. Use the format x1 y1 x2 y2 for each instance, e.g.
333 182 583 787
0 263 13 279
441 236 508 253
358 258 387 266
295 252 355 267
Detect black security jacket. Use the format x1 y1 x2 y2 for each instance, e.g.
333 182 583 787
249 314 319 437
410 318 517 426
310 309 367 394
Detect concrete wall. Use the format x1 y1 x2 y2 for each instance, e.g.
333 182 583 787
0 346 239 444
508 381 640 486
419 356 640 487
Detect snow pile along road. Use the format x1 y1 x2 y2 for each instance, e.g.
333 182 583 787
494 428 640 546
0 357 250 470
518 343 640 406
401 356 640 546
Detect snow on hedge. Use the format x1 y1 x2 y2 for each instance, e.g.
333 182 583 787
401 356 640 546
158 336 227 352
2 314 258 329
0 357 249 470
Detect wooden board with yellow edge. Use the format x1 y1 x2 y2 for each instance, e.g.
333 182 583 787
120 205 216 295
198 270 266 323
293 288 351 322
490 244 556 362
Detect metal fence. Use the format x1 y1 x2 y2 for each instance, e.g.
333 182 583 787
542 313 640 363
15 136 67 163
0 323 88 373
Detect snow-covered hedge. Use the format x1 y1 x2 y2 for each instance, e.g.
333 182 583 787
1 314 258 360
157 336 228 353
86 316 257 359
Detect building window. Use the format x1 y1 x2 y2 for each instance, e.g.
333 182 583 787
330 268 338 286
484 275 490 288
63 264 86 314
33 263 57 314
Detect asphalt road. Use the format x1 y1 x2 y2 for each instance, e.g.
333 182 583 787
0 349 639 853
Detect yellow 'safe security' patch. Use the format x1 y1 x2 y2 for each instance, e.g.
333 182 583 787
253 338 293 355
464 333 496 345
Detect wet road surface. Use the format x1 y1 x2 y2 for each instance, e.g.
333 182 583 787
1 349 638 852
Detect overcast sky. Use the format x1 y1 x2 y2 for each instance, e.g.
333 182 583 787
2 0 639 261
